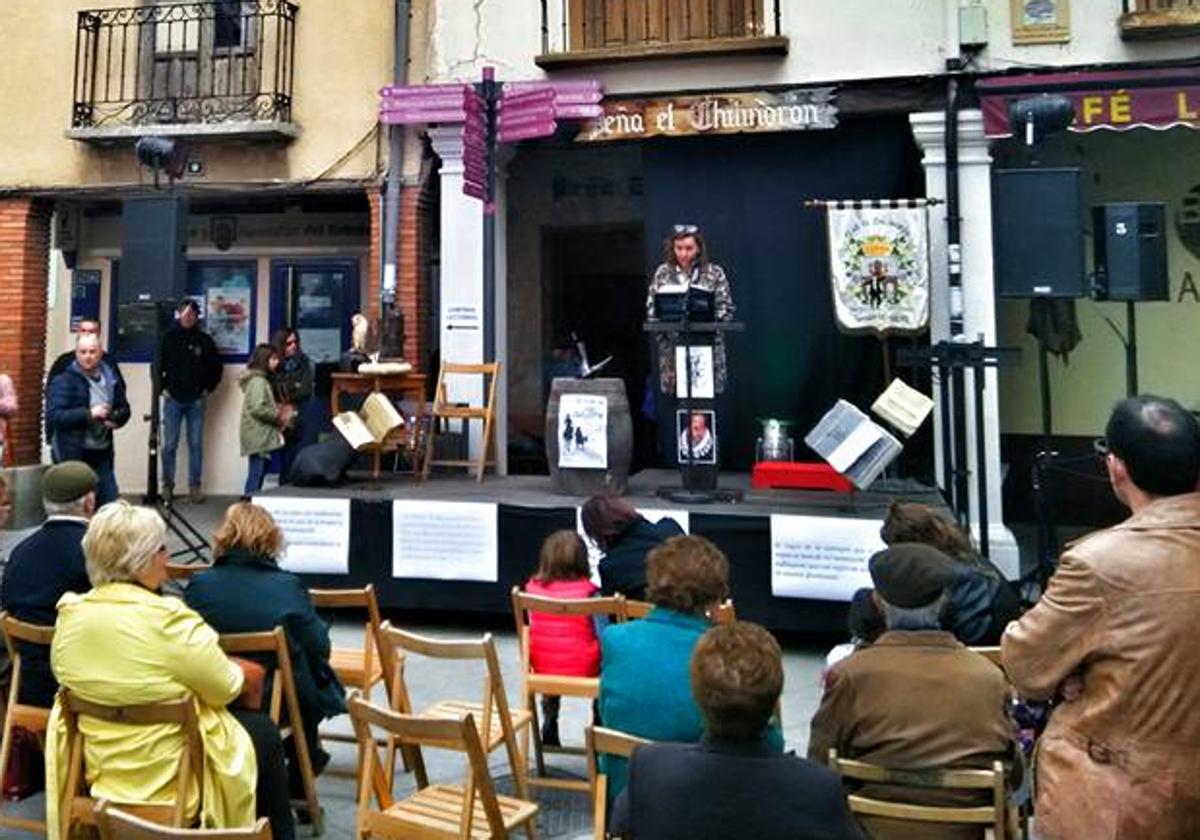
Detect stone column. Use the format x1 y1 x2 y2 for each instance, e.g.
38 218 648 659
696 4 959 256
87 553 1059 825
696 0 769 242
429 126 508 472
910 109 1020 579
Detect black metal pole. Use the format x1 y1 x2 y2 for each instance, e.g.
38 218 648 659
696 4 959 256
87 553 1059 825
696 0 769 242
972 341 990 559
1126 301 1138 396
951 355 970 526
938 351 954 510
482 66 497 364
1036 337 1058 585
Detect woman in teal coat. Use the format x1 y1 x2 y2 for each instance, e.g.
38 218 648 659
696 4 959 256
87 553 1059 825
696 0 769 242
599 535 784 801
185 501 345 801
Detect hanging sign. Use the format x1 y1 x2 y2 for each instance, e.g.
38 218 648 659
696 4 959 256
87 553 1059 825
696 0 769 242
826 203 930 335
577 87 837 143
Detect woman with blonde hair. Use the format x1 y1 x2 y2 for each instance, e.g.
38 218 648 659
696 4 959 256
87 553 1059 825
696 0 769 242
45 500 292 839
185 501 344 810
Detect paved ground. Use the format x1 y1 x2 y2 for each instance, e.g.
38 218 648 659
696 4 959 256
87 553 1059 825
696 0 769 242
0 495 831 839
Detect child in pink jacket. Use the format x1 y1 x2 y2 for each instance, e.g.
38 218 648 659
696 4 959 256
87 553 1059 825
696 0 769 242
525 530 600 746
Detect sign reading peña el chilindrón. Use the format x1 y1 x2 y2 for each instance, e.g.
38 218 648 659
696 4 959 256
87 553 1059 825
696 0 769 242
577 87 837 143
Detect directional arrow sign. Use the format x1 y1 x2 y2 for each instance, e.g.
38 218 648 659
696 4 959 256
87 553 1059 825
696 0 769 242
553 103 604 119
379 107 466 125
499 108 556 129
381 83 471 98
498 120 557 143
504 80 601 96
500 89 556 111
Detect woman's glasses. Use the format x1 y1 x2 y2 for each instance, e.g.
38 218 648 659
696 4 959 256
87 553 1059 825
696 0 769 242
673 224 698 235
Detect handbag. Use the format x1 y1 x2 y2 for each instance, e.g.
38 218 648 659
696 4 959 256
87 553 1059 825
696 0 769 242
2 727 45 800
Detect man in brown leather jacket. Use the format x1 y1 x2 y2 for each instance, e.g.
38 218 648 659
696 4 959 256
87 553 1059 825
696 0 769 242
1003 395 1200 839
809 544 1016 840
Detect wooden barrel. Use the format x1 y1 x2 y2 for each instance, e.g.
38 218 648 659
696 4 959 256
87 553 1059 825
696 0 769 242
545 377 633 496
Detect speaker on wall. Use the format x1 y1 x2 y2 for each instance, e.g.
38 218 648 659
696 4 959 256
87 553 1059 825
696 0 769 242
993 168 1086 299
1092 202 1168 301
119 195 189 304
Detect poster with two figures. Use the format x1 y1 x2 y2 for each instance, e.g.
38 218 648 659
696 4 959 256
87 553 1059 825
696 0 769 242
558 394 608 469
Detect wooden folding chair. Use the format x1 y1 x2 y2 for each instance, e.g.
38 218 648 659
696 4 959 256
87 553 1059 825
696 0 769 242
621 598 736 624
59 689 204 837
381 624 532 799
308 585 404 777
421 361 500 482
510 587 623 792
0 612 54 834
217 628 323 836
828 749 1020 839
349 693 539 839
93 798 272 839
584 726 650 840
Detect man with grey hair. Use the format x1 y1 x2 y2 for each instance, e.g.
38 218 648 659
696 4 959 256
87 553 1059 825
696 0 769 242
808 543 1015 839
46 332 130 505
0 461 97 707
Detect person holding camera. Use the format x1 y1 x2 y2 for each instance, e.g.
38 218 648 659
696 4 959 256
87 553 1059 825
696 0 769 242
159 299 222 503
269 327 314 483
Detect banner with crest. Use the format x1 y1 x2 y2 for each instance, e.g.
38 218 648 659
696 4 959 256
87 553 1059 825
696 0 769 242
826 202 930 335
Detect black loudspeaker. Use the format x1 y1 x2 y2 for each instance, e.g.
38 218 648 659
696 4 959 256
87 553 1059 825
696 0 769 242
1092 203 1168 301
994 168 1086 298
119 195 188 304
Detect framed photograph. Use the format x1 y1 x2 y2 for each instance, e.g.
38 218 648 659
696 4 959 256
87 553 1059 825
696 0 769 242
1011 0 1070 45
677 409 718 465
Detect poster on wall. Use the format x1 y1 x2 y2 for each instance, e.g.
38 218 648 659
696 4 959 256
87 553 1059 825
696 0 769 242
252 496 350 575
826 204 930 335
393 500 498 582
206 286 252 355
69 270 101 331
770 514 885 601
557 393 608 470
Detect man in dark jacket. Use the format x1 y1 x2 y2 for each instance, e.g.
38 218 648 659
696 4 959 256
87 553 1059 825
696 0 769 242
0 461 96 707
159 299 223 503
45 334 131 505
611 621 865 840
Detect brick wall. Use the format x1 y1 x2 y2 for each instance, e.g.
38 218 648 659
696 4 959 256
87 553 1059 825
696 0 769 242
0 197 50 465
367 182 433 372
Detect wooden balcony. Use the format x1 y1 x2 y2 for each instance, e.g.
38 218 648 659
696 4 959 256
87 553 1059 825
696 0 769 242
1120 0 1200 39
536 0 787 68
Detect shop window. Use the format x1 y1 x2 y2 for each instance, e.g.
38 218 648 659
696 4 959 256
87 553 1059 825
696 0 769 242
109 259 257 363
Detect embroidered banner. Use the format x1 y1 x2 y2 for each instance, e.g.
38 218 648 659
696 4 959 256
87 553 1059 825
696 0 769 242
826 204 930 335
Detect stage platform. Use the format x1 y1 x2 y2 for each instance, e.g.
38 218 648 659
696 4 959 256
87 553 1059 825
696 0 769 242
259 469 946 635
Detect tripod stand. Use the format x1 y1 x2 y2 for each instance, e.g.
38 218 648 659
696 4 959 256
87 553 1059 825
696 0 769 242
133 301 209 563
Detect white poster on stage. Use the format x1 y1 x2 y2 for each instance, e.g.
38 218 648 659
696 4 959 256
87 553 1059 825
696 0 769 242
675 346 715 399
252 496 351 575
770 514 885 601
393 500 498 582
557 394 608 469
576 506 690 584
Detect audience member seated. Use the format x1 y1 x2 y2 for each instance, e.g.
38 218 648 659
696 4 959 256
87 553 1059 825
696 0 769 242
524 530 601 747
612 621 865 840
45 501 293 840
580 495 684 599
881 502 1021 646
823 586 886 678
600 535 782 800
185 501 345 804
808 544 1017 840
1003 395 1200 839
0 462 96 707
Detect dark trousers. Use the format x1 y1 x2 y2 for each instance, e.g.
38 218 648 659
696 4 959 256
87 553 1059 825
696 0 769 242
230 709 296 840
244 454 271 495
80 447 118 505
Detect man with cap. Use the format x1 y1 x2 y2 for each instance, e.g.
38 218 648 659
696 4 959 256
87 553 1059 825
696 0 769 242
0 461 97 707
808 543 1016 840
159 298 222 504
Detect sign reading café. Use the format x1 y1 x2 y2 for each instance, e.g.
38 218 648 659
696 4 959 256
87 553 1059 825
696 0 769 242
577 87 837 143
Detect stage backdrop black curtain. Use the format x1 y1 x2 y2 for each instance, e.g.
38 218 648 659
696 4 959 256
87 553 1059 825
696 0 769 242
642 116 924 470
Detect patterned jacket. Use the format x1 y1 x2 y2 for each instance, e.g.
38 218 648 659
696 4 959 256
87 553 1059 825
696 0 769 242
645 262 735 395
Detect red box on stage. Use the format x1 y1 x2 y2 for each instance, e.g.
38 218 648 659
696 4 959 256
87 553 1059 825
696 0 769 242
751 461 854 493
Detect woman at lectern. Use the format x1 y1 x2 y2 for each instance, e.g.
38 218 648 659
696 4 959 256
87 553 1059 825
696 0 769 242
645 224 735 396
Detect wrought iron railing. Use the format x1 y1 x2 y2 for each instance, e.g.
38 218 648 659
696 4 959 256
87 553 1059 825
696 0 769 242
72 1 298 131
1123 0 1199 10
540 0 781 55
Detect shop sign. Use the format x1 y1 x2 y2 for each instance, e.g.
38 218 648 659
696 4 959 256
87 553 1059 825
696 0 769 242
577 87 837 143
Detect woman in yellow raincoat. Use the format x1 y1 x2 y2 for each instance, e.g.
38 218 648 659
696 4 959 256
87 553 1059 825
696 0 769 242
45 501 260 839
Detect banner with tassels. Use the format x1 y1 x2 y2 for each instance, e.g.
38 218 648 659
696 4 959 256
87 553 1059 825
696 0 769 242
817 199 932 335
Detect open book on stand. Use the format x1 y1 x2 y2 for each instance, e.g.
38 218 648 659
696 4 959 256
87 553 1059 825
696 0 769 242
332 392 405 451
805 399 902 490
